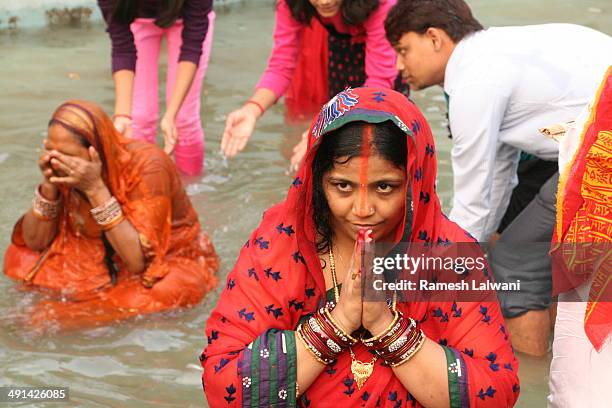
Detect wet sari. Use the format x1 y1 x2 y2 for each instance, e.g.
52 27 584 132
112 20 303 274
201 88 519 407
3 100 218 331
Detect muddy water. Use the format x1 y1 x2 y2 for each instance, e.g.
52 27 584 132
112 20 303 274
0 0 610 406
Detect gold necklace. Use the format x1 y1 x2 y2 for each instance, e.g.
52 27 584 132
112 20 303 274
328 245 377 389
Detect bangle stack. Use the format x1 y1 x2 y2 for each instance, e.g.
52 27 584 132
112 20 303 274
90 196 125 231
362 310 426 367
297 307 357 365
32 185 60 220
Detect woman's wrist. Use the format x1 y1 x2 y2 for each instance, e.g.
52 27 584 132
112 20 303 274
330 306 358 334
112 113 132 121
243 101 264 119
162 109 178 122
40 182 59 201
85 180 111 205
365 309 395 337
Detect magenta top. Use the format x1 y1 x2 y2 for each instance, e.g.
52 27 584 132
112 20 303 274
256 0 398 98
98 0 212 73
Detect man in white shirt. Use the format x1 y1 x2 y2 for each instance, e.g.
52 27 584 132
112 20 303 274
385 0 611 355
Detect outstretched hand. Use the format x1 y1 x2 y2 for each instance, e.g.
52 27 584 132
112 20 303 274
220 107 258 157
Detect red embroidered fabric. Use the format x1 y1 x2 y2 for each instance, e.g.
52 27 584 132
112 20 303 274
202 88 519 406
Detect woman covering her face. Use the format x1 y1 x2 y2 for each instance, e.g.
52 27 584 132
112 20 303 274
202 88 519 407
4 101 218 331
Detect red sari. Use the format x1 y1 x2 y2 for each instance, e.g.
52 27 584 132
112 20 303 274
202 88 518 407
3 101 219 331
551 67 612 351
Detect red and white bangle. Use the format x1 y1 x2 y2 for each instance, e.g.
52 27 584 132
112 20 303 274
90 196 124 231
362 311 426 367
32 185 60 220
297 307 358 365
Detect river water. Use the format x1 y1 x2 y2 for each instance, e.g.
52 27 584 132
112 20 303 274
0 0 610 406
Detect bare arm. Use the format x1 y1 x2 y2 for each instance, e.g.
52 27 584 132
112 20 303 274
22 182 60 252
392 339 450 407
85 182 145 274
160 61 198 154
112 69 135 136
166 61 198 118
294 332 329 395
112 69 134 116
22 146 61 251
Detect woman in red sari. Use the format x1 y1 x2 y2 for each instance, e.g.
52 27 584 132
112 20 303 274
202 88 518 407
548 66 612 406
3 100 218 331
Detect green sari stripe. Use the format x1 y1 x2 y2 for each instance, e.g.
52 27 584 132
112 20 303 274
443 345 461 408
285 330 298 407
250 336 261 405
268 330 279 406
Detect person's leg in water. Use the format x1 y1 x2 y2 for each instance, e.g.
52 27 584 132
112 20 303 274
489 172 559 356
130 19 163 143
165 12 215 176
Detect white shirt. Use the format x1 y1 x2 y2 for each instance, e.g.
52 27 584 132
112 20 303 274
444 24 612 241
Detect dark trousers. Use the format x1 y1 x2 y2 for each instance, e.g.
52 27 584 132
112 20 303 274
489 171 559 318
497 157 559 233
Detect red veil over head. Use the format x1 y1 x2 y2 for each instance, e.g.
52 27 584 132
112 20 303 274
202 88 518 407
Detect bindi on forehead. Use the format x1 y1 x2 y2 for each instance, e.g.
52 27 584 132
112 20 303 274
358 126 374 210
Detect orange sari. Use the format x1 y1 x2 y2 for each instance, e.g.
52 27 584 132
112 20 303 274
3 100 218 331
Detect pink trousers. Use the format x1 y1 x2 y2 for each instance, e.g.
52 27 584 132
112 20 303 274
130 13 215 176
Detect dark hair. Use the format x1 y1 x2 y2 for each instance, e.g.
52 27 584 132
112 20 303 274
112 0 185 28
312 120 407 253
285 0 379 26
385 0 483 45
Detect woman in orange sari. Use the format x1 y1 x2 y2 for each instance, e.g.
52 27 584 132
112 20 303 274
3 100 218 331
